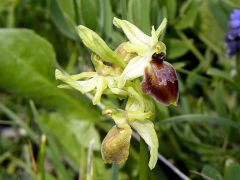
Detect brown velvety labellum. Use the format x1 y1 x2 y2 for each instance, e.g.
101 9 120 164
141 53 179 105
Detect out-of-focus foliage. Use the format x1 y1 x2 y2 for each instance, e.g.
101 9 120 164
0 0 240 179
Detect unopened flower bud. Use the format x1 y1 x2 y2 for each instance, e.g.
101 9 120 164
101 125 132 164
115 43 136 62
141 53 179 105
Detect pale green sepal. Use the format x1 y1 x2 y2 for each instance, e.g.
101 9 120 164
77 78 98 93
128 111 153 121
113 17 151 46
55 69 97 93
70 72 97 80
92 77 108 105
156 18 167 38
129 120 159 169
105 77 128 97
57 84 72 89
118 55 151 88
126 87 146 112
77 25 125 68
108 87 128 97
151 26 158 47
124 42 148 56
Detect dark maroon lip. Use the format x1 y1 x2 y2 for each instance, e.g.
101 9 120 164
151 52 165 64
141 55 179 105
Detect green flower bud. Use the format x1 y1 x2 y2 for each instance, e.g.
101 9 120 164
115 43 136 63
141 53 179 105
101 125 132 164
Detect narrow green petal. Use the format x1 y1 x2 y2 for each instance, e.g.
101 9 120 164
108 87 128 97
126 87 146 112
118 55 150 88
124 42 148 56
70 72 97 80
129 120 159 169
151 26 158 46
92 77 108 105
77 78 98 93
128 111 153 121
113 17 151 46
77 25 125 68
155 18 167 38
55 69 97 93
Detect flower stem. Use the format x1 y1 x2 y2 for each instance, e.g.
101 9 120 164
39 134 46 180
111 163 118 180
236 52 240 82
139 137 149 180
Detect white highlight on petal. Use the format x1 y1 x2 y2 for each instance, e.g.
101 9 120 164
113 17 151 46
118 55 151 88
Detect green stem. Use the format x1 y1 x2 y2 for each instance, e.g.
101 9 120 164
139 138 149 180
7 6 15 27
0 102 38 143
111 163 118 180
176 30 205 63
236 52 240 82
39 135 46 180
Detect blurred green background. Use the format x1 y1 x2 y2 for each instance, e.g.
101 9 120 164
1 0 240 179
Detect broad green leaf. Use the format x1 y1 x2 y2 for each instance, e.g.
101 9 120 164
166 38 189 59
0 29 100 122
224 160 240 180
202 165 223 180
41 113 101 151
129 120 158 169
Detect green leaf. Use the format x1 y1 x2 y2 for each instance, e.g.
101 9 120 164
224 160 240 180
0 0 18 12
100 0 113 36
207 68 240 92
129 120 158 169
165 0 177 24
0 29 100 122
222 0 240 8
41 113 101 151
80 0 99 31
166 38 189 59
202 165 223 180
50 0 77 39
127 0 150 34
194 1 227 54
175 0 199 30
158 114 240 129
